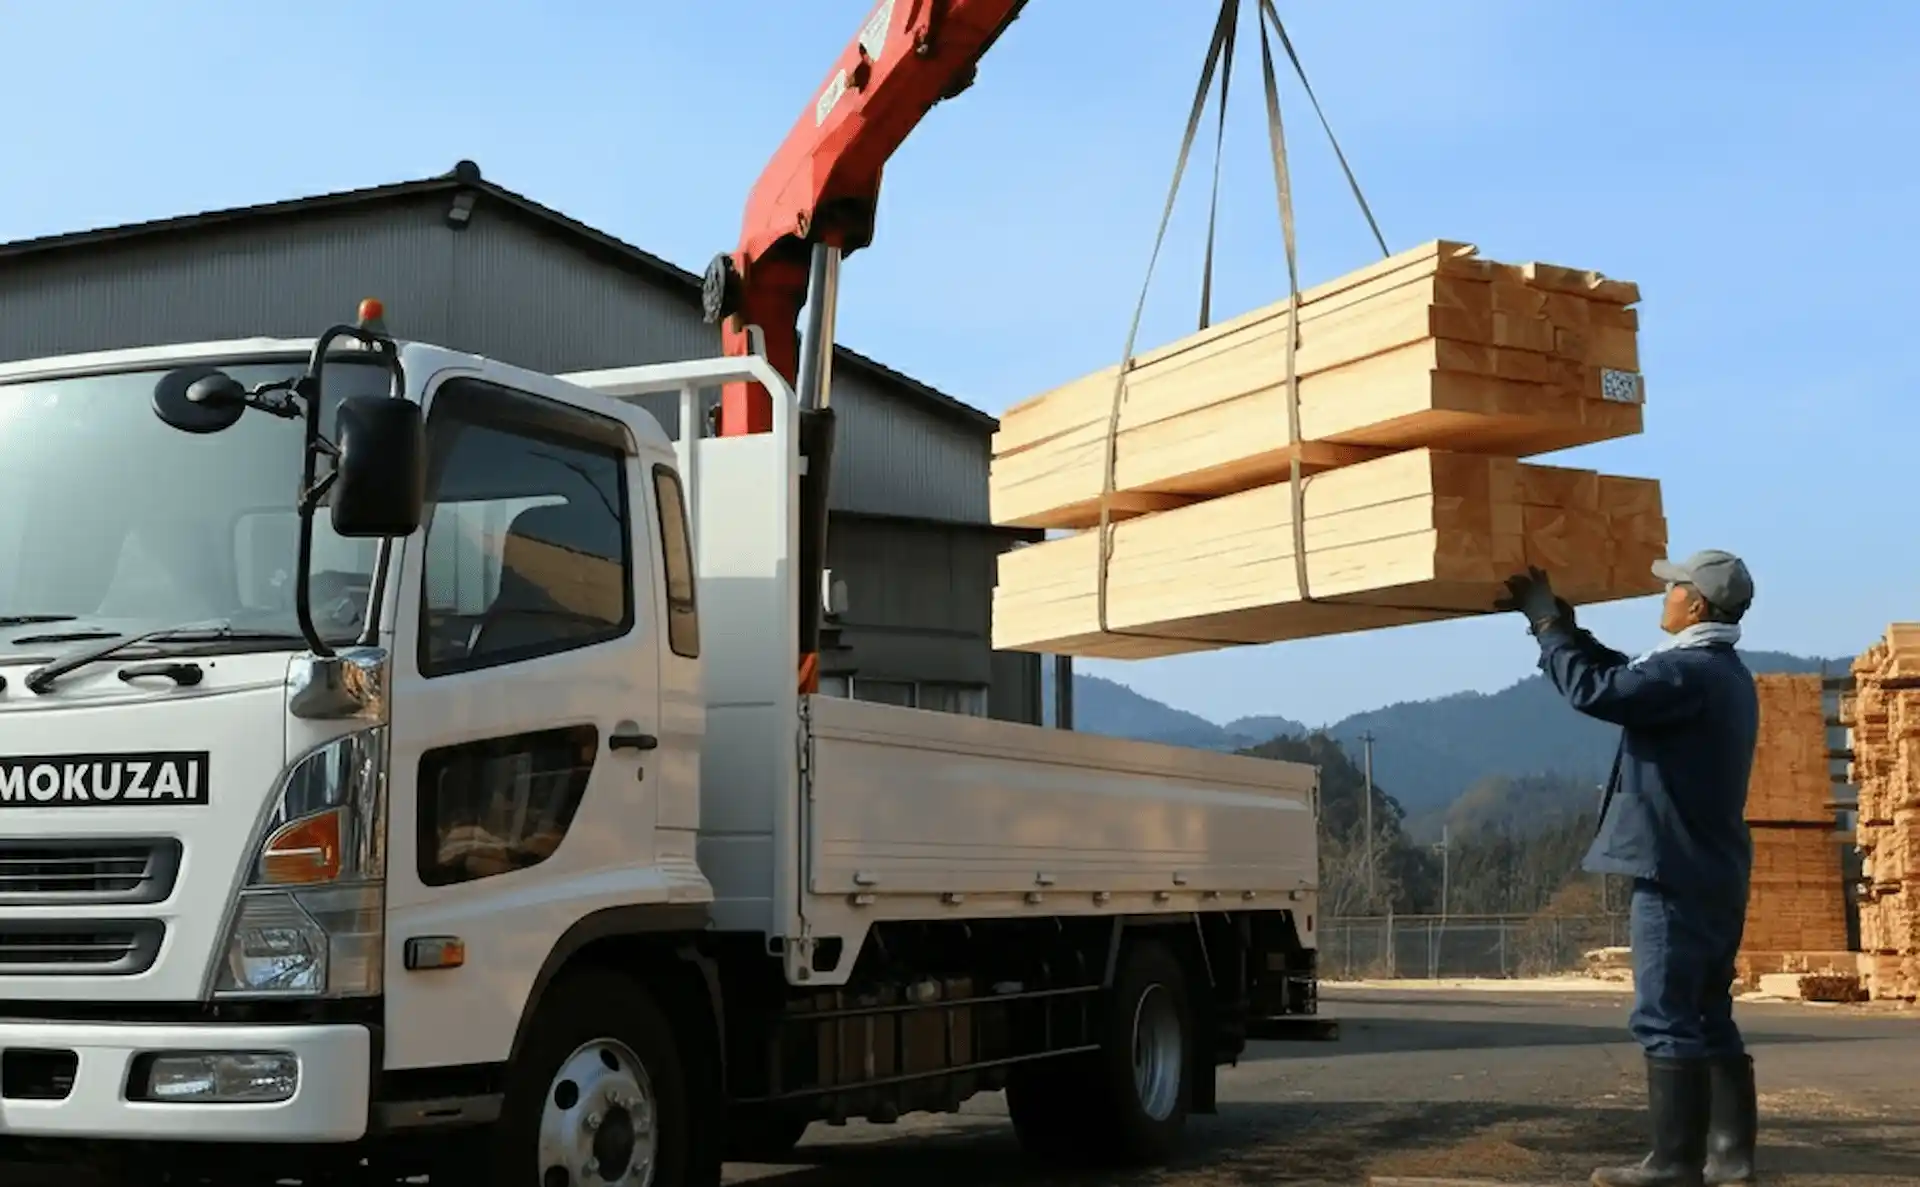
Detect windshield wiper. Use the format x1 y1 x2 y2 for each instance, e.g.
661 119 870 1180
24 622 306 695
0 614 79 628
12 630 119 646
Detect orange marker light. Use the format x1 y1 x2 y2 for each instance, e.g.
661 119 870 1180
357 298 386 327
404 936 467 971
260 809 343 885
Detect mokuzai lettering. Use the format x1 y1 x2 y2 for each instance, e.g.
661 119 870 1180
0 752 211 807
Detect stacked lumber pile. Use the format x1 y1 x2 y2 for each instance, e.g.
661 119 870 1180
1739 675 1850 958
1754 971 1868 1004
1736 949 1862 992
990 240 1664 656
1847 624 1920 1001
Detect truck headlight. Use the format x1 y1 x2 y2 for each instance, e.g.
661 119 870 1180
211 728 387 1000
133 1051 300 1104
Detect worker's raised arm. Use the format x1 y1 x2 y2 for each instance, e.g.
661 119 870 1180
1492 566 1702 728
1533 621 1704 728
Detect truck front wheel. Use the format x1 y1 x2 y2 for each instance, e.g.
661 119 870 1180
495 969 696 1187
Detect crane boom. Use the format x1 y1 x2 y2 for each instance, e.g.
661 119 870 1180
701 0 1032 693
702 0 1030 435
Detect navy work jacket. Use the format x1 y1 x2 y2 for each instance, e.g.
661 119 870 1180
1533 621 1759 904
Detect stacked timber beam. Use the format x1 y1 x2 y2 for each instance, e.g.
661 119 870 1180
989 240 1665 657
1734 675 1853 994
1847 624 1920 1001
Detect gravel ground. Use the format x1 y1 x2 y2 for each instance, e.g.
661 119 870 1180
8 984 1916 1185
729 984 1920 1186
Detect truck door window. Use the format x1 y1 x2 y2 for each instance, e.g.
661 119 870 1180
651 465 700 659
417 380 635 677
416 725 598 886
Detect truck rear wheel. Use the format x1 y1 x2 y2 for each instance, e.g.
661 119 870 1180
1096 937 1194 1164
1006 936 1194 1167
495 969 694 1187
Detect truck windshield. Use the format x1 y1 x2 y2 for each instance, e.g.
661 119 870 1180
0 358 393 650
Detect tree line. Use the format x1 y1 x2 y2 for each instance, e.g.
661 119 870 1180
1239 732 1623 919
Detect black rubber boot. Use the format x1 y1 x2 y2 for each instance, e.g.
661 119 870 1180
1702 1054 1757 1184
1591 1055 1711 1187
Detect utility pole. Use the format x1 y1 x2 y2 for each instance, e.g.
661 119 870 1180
1360 730 1377 908
1438 824 1451 920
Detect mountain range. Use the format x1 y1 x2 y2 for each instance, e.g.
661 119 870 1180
1045 649 1840 829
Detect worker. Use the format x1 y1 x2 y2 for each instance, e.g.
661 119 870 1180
1495 551 1760 1187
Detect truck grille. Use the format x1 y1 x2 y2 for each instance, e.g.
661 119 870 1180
0 920 165 976
0 839 181 906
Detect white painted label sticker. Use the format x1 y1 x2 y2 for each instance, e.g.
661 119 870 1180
816 69 849 127
817 0 897 127
859 0 896 63
1600 368 1644 405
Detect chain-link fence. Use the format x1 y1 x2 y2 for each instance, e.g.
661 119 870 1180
1319 914 1630 981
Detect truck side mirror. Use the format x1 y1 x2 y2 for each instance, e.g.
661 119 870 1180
331 395 425 538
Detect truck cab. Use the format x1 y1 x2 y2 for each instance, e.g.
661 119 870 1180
0 318 1326 1185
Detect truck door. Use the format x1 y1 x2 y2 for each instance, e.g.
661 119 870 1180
381 372 665 1073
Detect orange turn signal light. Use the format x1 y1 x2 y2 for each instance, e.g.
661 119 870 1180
260 809 343 885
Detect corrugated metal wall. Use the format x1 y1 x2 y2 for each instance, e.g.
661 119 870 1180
0 197 715 372
826 516 1037 723
624 374 987 524
0 192 1038 718
0 196 988 523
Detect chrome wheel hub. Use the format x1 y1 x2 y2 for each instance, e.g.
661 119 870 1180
1130 983 1182 1122
537 1038 657 1186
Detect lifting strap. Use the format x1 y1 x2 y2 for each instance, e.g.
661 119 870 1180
1093 0 1243 647
1093 0 1477 652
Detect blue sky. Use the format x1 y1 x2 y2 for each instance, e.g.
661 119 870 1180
4 2 1916 724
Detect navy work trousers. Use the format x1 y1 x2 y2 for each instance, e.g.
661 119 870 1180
1628 877 1747 1060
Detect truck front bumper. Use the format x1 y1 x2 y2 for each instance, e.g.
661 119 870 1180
0 1020 370 1143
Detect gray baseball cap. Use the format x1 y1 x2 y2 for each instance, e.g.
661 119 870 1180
1651 549 1754 618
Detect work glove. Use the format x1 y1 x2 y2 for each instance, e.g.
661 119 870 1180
1493 566 1568 633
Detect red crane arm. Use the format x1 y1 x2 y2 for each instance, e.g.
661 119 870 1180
702 0 1030 436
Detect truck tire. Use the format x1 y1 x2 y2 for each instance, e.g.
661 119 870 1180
493 969 698 1187
1006 937 1195 1168
1089 937 1194 1165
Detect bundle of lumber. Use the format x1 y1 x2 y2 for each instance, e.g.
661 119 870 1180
993 448 1665 657
1739 675 1848 957
1746 675 1837 825
1735 949 1860 993
989 240 1665 657
1846 624 1920 1000
1744 827 1849 954
991 240 1646 531
1754 972 1868 1004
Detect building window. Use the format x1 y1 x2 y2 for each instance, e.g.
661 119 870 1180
851 678 917 708
652 464 700 659
815 677 989 717
417 382 633 677
918 683 989 717
417 725 598 886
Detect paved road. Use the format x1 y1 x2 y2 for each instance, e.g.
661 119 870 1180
9 985 1918 1185
730 985 1920 1186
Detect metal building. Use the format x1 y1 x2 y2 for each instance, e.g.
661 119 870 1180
0 162 1043 722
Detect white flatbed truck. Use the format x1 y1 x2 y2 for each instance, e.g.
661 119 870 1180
0 314 1328 1185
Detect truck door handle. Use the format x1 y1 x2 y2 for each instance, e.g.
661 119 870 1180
609 726 659 753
